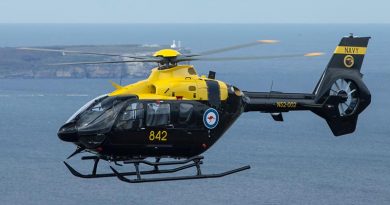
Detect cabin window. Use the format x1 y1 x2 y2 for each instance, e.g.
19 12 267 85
116 102 144 130
122 103 144 121
179 103 193 123
146 103 171 127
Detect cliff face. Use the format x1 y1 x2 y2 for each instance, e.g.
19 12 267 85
0 45 189 78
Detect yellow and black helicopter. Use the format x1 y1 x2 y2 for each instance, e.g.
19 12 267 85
21 35 371 183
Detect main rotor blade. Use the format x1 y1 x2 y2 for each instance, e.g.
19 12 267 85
18 47 147 59
194 40 279 56
49 59 160 66
179 52 324 62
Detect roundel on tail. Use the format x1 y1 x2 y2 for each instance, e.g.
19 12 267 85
344 55 355 68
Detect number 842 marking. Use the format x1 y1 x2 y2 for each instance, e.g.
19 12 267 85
148 131 168 142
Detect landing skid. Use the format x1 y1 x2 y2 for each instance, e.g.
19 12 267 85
64 156 250 183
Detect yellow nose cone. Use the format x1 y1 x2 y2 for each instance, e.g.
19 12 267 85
153 49 181 58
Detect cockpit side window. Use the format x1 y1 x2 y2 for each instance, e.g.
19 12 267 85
146 103 170 127
116 102 144 130
179 103 193 123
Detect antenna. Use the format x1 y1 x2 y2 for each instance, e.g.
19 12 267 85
119 67 124 86
268 80 274 99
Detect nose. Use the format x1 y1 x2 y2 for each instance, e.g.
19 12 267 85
58 122 79 142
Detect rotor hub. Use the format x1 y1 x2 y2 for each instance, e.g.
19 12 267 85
153 49 181 58
336 90 348 103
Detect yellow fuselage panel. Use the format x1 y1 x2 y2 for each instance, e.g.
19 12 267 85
108 65 228 101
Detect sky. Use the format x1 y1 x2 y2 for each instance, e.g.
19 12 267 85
0 0 389 24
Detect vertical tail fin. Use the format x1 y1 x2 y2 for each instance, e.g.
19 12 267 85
328 34 370 71
312 35 371 136
314 35 370 96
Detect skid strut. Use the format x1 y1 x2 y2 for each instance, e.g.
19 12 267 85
64 155 250 183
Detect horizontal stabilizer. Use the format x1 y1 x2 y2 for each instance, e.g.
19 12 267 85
271 113 284 122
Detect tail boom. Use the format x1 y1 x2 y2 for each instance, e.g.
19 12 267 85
243 92 317 112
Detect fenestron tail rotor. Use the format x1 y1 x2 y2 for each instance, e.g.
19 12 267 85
329 79 359 117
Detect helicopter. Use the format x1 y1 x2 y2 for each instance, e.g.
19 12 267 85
20 34 371 183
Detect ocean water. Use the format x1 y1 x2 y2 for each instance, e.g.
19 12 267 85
0 24 390 205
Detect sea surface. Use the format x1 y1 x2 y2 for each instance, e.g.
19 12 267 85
0 24 389 205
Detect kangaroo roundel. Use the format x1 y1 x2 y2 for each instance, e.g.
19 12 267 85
203 108 219 129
